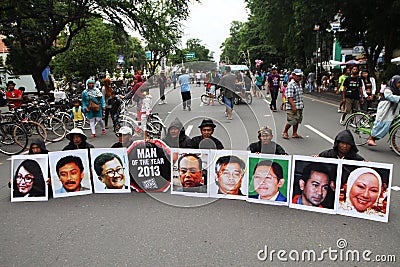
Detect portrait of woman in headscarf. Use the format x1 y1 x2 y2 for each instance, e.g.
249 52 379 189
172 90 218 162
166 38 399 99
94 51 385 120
338 166 388 220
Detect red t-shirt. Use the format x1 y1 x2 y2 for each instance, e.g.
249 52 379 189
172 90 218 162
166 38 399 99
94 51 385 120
5 89 23 107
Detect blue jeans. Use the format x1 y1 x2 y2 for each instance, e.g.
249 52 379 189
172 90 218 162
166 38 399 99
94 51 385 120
224 96 234 109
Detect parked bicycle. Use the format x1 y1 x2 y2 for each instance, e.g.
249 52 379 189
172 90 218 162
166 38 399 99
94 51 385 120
0 122 28 155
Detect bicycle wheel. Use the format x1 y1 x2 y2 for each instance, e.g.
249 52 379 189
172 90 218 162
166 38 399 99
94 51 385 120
114 119 138 137
345 113 371 145
245 92 252 104
40 116 67 142
0 122 28 155
23 121 48 144
217 95 224 105
390 124 400 156
146 121 166 140
58 112 75 131
82 114 91 130
201 94 210 104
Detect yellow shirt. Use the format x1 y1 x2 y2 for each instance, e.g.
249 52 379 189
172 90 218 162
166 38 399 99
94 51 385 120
72 106 84 121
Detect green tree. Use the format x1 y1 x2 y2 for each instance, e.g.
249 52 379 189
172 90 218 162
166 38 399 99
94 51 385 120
339 0 400 75
0 0 194 92
50 19 117 81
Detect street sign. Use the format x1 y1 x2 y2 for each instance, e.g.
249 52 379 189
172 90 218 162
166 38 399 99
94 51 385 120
185 52 195 59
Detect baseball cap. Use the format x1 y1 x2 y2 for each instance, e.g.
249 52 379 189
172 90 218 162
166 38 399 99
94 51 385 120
293 69 303 76
117 126 132 135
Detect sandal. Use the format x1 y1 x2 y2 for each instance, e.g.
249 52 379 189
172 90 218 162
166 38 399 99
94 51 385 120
366 140 377 146
282 132 289 139
292 135 303 139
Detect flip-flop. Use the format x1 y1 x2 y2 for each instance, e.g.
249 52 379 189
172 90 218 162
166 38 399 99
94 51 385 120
292 135 303 139
282 133 289 139
366 140 377 146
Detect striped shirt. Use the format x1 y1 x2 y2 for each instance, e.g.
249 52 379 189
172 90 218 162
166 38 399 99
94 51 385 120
285 79 304 110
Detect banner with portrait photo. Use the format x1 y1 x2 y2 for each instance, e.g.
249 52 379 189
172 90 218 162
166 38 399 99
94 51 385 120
127 139 171 192
289 156 340 214
246 154 291 206
90 148 131 193
11 154 48 202
49 149 92 198
209 150 249 200
337 160 392 223
170 148 210 197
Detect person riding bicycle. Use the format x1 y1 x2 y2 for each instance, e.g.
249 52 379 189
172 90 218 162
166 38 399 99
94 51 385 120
366 75 400 146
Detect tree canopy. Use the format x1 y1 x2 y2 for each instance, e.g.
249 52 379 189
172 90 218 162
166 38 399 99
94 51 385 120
221 0 399 78
0 0 194 92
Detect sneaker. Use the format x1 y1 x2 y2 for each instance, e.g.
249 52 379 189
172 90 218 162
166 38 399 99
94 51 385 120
337 109 342 113
339 118 345 125
90 134 96 138
158 101 165 105
188 106 191 111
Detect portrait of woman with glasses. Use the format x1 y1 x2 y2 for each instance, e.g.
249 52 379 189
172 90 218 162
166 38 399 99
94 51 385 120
12 159 46 198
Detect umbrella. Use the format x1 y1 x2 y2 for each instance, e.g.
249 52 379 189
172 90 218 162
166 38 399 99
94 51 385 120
341 59 360 65
391 57 400 65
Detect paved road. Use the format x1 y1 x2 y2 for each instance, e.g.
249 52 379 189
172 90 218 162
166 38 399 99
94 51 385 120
0 85 399 266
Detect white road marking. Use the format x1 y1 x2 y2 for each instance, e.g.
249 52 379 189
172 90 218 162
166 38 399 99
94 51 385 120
303 95 338 107
305 124 334 144
185 125 193 136
391 186 400 191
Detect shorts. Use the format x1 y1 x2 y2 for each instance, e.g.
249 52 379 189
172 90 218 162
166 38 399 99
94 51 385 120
224 96 234 109
286 109 303 125
344 98 360 114
282 97 286 103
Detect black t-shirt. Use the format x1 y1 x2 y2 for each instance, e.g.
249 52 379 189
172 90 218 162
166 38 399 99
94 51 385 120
343 76 361 100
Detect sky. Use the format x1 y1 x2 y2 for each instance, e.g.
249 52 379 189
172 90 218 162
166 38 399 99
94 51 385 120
182 0 249 62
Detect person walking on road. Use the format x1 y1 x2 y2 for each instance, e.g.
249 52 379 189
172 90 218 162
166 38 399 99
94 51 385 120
282 69 304 139
178 69 192 111
336 68 350 113
158 71 167 105
307 71 315 93
267 66 281 111
340 65 364 125
82 79 106 138
218 66 236 120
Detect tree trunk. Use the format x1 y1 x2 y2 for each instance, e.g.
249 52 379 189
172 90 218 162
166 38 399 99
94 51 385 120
31 70 48 94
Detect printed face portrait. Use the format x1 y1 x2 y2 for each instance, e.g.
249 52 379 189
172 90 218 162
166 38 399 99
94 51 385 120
299 171 329 206
179 156 203 187
253 165 284 200
100 158 126 189
16 166 34 194
58 162 84 192
217 162 243 194
349 173 380 212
